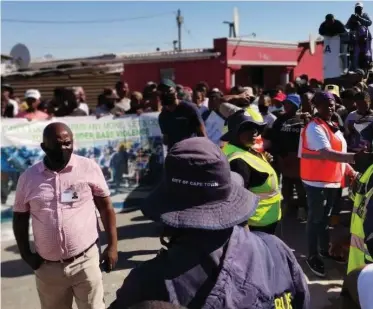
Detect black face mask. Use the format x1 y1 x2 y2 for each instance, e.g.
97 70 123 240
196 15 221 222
105 99 116 110
44 148 73 169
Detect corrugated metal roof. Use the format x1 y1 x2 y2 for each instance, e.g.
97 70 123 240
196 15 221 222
4 73 121 110
3 63 123 79
2 48 219 78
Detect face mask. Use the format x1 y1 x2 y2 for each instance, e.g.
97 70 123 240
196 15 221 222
300 79 307 85
105 99 115 109
44 148 73 168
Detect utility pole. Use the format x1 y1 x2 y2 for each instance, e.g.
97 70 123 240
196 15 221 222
176 9 183 51
172 40 178 51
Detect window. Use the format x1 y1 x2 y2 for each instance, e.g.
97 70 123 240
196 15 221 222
160 68 175 81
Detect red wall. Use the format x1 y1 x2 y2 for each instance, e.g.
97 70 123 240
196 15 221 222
121 39 324 93
293 42 324 81
122 58 226 92
226 44 298 64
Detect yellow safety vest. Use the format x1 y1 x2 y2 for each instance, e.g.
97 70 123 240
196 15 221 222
221 106 263 135
223 143 282 227
246 106 264 122
347 164 373 274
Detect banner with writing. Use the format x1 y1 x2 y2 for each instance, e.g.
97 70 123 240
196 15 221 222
1 113 164 203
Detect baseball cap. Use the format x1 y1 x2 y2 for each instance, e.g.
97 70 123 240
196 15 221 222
142 137 259 229
273 92 286 102
25 89 41 100
159 78 176 89
356 2 363 8
284 94 301 109
221 109 267 142
325 84 340 97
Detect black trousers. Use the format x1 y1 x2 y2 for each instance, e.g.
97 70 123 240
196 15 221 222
281 176 307 210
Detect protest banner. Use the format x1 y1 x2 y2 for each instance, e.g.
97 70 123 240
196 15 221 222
1 112 224 209
205 111 225 145
1 113 165 205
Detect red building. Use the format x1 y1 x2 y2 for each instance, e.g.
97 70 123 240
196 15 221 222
122 37 325 92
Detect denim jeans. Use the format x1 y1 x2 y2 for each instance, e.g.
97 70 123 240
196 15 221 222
304 184 340 257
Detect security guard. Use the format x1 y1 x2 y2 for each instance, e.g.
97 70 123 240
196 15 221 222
221 109 282 234
341 122 373 309
348 120 373 274
348 163 373 274
219 103 265 151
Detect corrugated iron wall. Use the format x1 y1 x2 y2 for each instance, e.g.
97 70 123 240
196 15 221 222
3 73 121 109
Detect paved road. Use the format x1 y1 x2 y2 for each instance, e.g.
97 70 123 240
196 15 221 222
1 191 348 309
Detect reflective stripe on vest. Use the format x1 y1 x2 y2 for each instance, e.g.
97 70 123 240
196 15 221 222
245 106 264 122
350 234 371 256
348 184 373 274
300 118 344 184
223 143 282 226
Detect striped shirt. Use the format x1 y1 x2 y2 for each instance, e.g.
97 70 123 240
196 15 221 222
14 154 110 261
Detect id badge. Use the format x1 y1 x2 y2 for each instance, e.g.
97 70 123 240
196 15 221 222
61 189 79 203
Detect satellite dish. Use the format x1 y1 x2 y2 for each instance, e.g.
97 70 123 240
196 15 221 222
309 34 316 55
10 43 31 69
233 7 240 37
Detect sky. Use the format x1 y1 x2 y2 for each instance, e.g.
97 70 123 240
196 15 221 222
2 1 373 60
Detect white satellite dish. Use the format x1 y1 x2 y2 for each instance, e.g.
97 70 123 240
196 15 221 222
309 34 316 55
10 43 31 69
233 7 240 37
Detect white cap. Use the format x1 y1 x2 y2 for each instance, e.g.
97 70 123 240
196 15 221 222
356 2 363 8
243 86 255 98
25 89 41 100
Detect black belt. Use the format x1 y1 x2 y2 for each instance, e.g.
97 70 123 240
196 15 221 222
45 242 96 263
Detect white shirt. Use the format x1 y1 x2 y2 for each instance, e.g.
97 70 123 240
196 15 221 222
202 98 209 108
79 102 89 115
358 264 373 309
262 113 277 129
345 110 373 150
298 121 347 188
8 99 19 116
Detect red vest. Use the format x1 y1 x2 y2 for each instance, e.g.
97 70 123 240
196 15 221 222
300 118 344 184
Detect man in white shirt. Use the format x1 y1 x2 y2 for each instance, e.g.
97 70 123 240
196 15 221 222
72 86 89 115
2 84 18 116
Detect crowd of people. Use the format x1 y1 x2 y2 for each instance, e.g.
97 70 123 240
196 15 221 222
4 53 373 309
1 81 162 120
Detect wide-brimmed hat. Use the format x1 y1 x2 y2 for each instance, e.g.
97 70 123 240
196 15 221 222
221 109 267 142
141 137 259 230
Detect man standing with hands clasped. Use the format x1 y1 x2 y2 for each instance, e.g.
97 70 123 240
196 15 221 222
13 122 118 309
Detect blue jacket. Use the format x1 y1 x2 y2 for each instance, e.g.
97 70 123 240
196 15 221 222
109 226 310 309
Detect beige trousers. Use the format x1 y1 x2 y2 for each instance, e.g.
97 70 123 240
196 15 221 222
35 245 105 309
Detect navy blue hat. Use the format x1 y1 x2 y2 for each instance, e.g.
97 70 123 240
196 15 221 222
142 137 259 230
221 109 266 142
284 94 301 109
